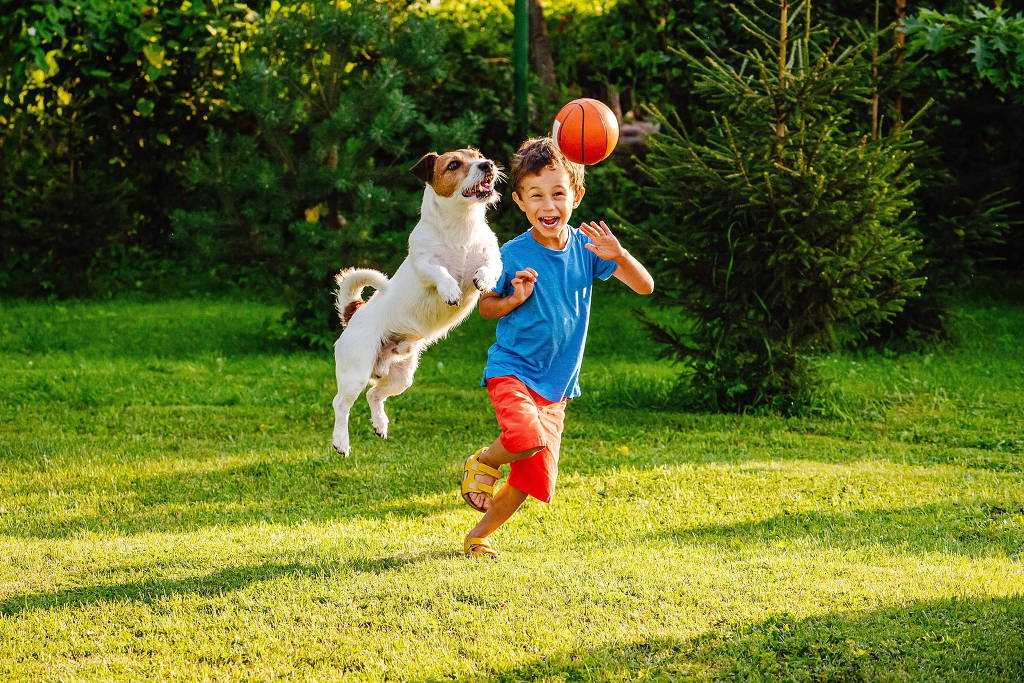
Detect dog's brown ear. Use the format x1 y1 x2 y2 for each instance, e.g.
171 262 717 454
410 152 438 184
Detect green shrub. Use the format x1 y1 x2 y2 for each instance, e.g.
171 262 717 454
0 0 254 296
900 4 1023 279
172 0 504 348
548 0 744 123
636 1 925 411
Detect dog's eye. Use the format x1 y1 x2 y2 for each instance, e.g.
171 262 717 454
447 160 461 171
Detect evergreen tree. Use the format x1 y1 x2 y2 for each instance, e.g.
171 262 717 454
637 0 925 411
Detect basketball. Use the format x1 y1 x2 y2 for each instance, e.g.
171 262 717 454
552 98 619 165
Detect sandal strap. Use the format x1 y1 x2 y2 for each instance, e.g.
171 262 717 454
468 452 500 478
463 479 494 494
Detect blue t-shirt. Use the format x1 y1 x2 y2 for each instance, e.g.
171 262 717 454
482 227 618 401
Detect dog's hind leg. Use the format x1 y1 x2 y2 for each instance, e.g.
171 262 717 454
366 346 422 439
331 335 378 457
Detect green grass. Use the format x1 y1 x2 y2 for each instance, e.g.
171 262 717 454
1 292 1022 680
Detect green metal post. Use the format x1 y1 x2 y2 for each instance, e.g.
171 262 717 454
513 0 528 140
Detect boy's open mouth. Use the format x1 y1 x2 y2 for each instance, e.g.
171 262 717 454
462 174 495 199
538 216 559 228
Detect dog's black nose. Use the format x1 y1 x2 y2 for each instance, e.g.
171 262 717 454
479 160 494 172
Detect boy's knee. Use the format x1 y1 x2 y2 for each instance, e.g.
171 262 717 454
509 445 543 461
485 439 544 464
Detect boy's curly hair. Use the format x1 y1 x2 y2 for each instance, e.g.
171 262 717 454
508 137 585 198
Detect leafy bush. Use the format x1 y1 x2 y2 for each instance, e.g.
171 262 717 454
900 3 1023 279
635 1 925 411
548 0 744 122
0 0 255 296
172 0 507 348
904 4 1024 97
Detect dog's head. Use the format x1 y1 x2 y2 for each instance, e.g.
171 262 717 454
410 148 500 206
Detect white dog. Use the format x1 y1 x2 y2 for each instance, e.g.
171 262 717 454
330 148 503 456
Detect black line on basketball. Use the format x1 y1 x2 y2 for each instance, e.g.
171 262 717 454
575 101 586 164
600 104 608 161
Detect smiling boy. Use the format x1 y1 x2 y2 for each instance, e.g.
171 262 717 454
459 136 654 558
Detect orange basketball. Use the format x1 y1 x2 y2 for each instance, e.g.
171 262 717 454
552 98 619 165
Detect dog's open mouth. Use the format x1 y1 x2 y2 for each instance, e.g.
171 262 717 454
462 174 495 199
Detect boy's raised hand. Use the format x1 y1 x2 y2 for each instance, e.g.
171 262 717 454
510 267 538 303
580 221 625 260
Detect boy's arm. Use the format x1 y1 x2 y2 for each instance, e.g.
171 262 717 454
478 268 538 319
581 221 654 295
610 250 655 295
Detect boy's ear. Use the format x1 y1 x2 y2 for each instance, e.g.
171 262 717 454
410 153 438 184
573 187 586 207
511 190 527 212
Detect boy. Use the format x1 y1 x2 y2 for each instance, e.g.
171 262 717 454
460 137 655 558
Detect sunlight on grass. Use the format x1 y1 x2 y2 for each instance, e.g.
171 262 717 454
0 293 1021 679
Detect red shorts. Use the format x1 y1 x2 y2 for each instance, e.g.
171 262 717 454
486 375 567 503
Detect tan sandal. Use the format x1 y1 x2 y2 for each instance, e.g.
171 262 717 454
464 536 498 558
461 447 500 512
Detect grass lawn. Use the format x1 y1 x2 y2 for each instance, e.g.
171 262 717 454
1 291 1022 680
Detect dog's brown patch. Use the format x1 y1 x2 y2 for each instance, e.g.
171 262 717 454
429 148 483 197
342 299 365 326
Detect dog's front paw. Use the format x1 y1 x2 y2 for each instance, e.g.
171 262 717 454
439 279 462 307
331 432 350 457
473 267 499 293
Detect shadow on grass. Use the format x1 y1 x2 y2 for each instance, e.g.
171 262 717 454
1 455 458 539
655 502 1024 559
7 419 1022 541
486 595 1024 680
0 549 457 618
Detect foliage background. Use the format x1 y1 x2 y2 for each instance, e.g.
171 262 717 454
1 0 1021 350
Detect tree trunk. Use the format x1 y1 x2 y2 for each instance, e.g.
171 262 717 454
871 0 880 139
606 84 622 122
775 0 789 153
893 0 908 127
529 0 556 89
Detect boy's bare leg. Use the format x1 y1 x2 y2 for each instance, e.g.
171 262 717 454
466 483 529 541
467 438 542 510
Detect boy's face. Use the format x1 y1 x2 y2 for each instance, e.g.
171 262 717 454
512 164 585 244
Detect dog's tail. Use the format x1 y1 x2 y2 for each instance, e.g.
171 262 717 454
334 268 389 327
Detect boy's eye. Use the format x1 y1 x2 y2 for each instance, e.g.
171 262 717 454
447 160 461 171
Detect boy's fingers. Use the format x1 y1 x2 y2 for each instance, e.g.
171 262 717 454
515 269 537 282
584 243 597 254
599 220 611 234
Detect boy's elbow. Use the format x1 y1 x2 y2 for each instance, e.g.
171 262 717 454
636 279 654 296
